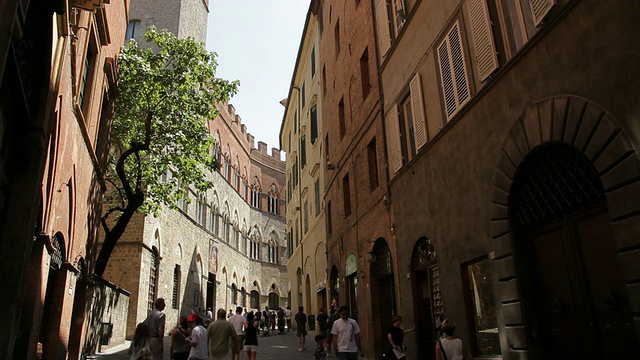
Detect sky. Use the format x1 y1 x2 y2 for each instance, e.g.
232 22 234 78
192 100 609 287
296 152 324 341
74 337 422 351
206 1 310 156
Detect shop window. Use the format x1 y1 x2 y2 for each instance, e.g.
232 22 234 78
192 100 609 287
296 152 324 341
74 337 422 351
462 256 502 357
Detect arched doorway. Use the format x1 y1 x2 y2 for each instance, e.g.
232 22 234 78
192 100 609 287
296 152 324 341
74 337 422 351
510 143 639 358
41 232 66 360
411 237 439 359
370 239 396 355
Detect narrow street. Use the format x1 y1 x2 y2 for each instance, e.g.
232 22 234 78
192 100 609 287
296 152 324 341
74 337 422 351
97 330 326 360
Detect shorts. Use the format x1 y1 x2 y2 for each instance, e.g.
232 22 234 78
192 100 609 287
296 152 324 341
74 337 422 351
297 328 307 337
244 345 258 352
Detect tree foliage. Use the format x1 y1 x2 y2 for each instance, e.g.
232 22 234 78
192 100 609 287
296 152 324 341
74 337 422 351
95 27 238 276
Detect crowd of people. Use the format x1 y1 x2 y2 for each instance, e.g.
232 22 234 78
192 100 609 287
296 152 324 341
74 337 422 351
128 298 468 360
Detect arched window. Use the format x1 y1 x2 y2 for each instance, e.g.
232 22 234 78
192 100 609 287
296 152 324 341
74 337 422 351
268 184 279 214
250 290 260 309
231 284 238 304
268 240 279 264
234 158 240 190
250 233 260 260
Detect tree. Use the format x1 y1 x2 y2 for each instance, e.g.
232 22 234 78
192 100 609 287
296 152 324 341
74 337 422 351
94 27 239 276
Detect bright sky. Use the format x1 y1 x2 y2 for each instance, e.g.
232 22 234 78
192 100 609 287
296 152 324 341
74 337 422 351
206 1 310 155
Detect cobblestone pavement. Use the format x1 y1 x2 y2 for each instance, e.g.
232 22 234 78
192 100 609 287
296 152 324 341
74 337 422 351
96 329 324 360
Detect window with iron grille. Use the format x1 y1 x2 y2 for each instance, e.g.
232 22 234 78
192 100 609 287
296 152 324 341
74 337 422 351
148 248 159 311
172 265 181 309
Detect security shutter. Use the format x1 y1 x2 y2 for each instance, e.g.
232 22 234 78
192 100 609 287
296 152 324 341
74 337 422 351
376 0 392 59
385 106 402 174
468 0 499 81
409 73 427 150
530 0 556 27
437 21 471 119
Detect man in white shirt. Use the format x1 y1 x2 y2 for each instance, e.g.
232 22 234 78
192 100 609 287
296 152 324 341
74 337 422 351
144 298 166 360
285 306 292 332
228 306 246 360
186 313 208 360
331 306 363 360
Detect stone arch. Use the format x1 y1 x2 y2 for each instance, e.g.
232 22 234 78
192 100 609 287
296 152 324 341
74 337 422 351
151 228 162 257
489 95 640 357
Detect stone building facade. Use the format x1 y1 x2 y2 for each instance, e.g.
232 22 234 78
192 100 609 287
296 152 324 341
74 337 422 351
103 102 289 337
374 0 640 359
0 0 130 358
280 0 330 327
126 0 209 43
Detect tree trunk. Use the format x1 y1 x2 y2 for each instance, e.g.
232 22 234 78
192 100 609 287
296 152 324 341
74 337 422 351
94 191 144 277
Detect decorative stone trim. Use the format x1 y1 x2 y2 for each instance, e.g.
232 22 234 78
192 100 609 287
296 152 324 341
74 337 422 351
490 95 640 356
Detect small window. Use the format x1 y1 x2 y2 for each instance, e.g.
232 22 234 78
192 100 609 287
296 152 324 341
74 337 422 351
301 135 307 168
342 174 351 217
462 257 502 357
310 105 318 144
314 179 321 216
326 201 332 236
367 138 379 191
302 82 306 108
172 265 181 309
322 65 327 95
335 20 341 55
125 20 142 40
304 201 309 233
311 46 316 77
360 48 371 99
338 97 346 139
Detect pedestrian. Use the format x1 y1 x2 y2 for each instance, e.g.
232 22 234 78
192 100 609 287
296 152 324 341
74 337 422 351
295 306 308 351
228 306 246 360
128 322 153 360
207 308 240 360
185 313 208 360
277 307 285 334
386 315 414 359
331 306 363 360
326 309 339 357
314 334 327 360
316 307 328 338
435 319 468 360
143 298 166 360
243 312 259 360
170 317 190 360
285 306 292 332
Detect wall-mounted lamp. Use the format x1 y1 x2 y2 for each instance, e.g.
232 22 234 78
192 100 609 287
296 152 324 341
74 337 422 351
327 162 336 170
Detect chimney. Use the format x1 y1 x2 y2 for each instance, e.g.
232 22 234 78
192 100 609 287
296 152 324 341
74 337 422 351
271 148 281 159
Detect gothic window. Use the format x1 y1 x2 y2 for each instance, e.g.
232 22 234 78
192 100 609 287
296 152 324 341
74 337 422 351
250 233 261 260
250 290 260 309
251 177 261 208
268 184 279 214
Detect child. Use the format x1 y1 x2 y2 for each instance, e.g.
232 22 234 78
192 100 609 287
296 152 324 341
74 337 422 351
314 334 327 360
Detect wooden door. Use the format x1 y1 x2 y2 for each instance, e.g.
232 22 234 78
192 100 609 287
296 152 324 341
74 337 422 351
529 211 640 359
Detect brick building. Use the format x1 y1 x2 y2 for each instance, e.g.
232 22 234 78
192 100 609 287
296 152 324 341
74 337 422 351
317 0 392 356
102 102 289 338
375 0 640 359
0 0 130 358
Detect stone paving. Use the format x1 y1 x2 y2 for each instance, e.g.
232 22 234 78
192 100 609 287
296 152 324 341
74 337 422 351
96 329 324 360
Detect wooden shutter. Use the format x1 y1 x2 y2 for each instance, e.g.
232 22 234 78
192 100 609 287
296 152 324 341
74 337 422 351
393 0 406 32
530 0 556 27
376 0 392 59
385 105 402 174
468 0 499 81
437 21 471 119
409 73 427 150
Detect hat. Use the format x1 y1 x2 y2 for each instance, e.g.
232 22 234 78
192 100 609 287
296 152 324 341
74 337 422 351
187 313 200 322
